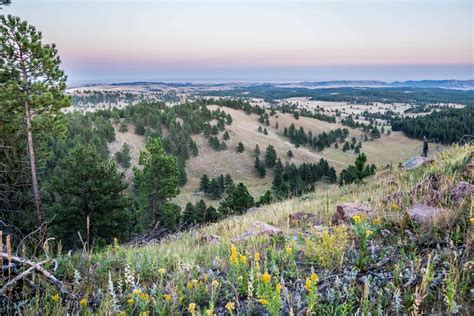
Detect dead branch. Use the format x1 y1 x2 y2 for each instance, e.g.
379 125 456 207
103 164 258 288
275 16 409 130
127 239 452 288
0 259 49 295
1 252 77 299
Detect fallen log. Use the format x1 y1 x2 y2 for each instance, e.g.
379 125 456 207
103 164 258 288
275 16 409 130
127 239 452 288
1 253 77 299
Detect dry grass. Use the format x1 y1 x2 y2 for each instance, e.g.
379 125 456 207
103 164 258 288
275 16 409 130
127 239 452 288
106 104 423 207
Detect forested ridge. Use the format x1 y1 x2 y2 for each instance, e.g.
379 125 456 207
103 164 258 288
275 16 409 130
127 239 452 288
391 106 474 143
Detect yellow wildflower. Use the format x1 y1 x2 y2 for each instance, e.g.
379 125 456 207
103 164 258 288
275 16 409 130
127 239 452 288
304 278 312 292
365 229 374 238
258 298 268 305
239 254 247 265
158 268 166 274
203 274 209 281
132 288 141 295
225 301 235 312
286 245 292 254
163 294 171 302
470 217 474 224
80 297 87 307
188 303 196 312
372 218 381 225
187 282 193 289
51 293 60 302
205 309 213 316
212 279 219 287
119 312 126 316
310 272 318 282
140 293 149 303
261 272 271 284
230 244 238 265
390 203 401 211
254 252 260 262
352 214 361 224
276 283 281 294
127 298 134 305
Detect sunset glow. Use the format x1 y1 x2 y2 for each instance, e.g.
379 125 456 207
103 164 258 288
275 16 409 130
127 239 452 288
5 0 473 83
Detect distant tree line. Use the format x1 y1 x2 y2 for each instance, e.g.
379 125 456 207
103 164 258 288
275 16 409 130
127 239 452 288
391 107 474 144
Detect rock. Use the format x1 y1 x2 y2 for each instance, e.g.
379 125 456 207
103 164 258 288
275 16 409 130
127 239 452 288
423 189 443 206
288 212 318 228
403 156 435 170
233 221 282 242
332 203 375 225
199 234 221 244
450 181 473 204
407 204 451 226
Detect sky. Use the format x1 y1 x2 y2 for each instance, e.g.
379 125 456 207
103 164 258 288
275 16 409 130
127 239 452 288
3 0 473 84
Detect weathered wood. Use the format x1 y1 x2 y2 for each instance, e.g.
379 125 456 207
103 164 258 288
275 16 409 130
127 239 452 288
1 253 77 299
0 259 48 295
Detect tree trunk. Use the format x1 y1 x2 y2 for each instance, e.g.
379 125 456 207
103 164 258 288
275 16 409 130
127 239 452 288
151 197 157 227
24 100 43 229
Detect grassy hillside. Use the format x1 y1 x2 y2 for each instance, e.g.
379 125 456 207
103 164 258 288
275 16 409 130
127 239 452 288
108 104 422 206
8 144 472 315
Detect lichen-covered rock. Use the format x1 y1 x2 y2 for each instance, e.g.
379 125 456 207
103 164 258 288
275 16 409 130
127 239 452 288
233 221 282 242
403 156 435 170
407 204 451 226
332 203 375 225
450 181 473 204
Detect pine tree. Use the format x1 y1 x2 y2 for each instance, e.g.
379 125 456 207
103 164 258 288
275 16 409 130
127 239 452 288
287 150 294 159
237 142 245 153
223 130 230 140
219 183 254 215
195 199 208 223
199 174 210 193
115 143 131 168
190 139 199 157
209 178 222 200
1 15 70 230
47 144 130 249
264 145 277 168
182 202 196 227
254 144 261 156
258 190 273 206
133 137 180 230
224 174 234 187
206 206 219 222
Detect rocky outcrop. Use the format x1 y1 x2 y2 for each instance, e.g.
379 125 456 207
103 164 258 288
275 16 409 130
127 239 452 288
332 203 375 225
233 221 282 242
407 204 451 226
403 157 435 170
450 181 473 205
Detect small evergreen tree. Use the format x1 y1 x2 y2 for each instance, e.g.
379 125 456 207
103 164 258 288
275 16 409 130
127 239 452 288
237 142 245 153
133 137 180 230
115 143 131 168
47 144 130 249
199 174 210 193
264 145 277 168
